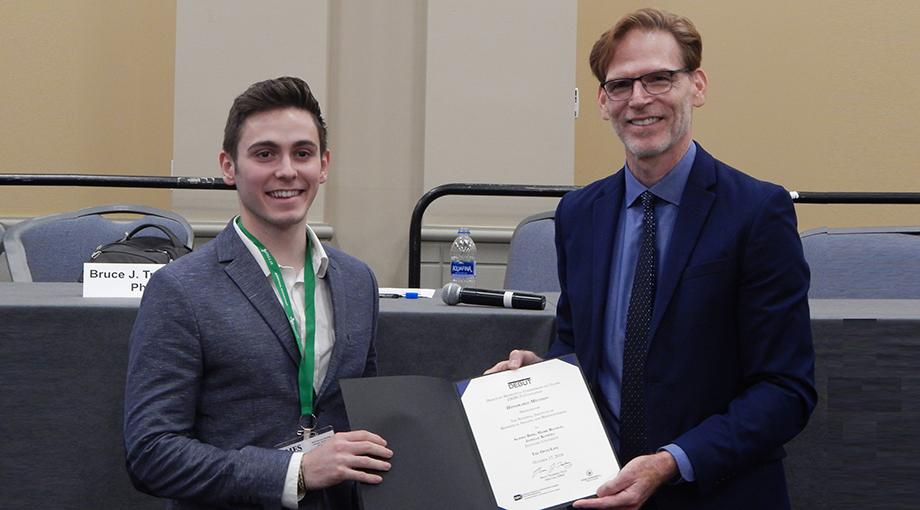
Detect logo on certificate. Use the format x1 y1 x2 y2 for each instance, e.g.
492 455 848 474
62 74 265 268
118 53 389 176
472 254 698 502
507 377 532 389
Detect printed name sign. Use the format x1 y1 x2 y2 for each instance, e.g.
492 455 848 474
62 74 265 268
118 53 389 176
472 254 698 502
82 263 165 298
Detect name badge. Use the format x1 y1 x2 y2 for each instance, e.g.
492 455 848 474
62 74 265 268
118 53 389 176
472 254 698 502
82 263 163 298
276 426 334 453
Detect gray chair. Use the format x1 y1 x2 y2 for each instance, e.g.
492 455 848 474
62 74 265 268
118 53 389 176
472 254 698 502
801 226 920 298
0 223 7 280
3 204 194 282
503 211 560 292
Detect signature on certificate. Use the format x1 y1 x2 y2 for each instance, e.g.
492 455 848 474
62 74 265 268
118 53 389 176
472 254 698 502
532 461 574 478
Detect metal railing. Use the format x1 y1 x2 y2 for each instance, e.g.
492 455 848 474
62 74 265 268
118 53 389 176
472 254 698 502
407 184 920 287
0 173 233 189
2 174 919 287
407 184 577 287
788 191 920 204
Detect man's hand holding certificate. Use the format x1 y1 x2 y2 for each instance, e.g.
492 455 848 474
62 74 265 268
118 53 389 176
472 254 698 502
341 354 619 510
487 352 679 510
463 356 620 509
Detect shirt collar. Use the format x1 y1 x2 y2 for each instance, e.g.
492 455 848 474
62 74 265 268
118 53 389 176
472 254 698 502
624 141 697 208
233 217 329 279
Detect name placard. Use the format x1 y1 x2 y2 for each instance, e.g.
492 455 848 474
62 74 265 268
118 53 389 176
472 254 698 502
82 263 165 298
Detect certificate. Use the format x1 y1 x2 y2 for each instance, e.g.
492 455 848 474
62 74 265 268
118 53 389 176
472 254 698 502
461 357 619 509
341 355 619 510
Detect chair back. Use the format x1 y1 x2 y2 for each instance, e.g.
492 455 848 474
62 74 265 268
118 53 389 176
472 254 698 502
0 223 6 279
503 211 559 292
3 204 194 282
801 226 920 298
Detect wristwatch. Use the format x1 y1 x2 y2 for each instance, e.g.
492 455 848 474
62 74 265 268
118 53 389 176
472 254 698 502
297 467 306 496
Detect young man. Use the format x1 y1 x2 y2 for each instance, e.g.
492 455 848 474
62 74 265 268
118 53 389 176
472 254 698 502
488 9 816 509
124 77 391 509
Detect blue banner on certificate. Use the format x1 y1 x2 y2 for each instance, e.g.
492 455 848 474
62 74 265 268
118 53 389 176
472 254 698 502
341 354 619 510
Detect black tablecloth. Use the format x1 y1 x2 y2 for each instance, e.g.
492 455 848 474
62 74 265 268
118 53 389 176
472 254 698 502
1 284 919 509
0 283 556 509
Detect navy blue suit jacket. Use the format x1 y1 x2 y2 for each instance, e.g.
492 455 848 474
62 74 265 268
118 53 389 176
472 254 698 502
124 224 378 509
548 145 816 509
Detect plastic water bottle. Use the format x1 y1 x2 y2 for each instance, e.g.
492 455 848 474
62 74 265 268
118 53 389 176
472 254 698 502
450 227 477 287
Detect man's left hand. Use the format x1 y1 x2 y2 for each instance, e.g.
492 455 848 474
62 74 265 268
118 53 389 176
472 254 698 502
572 451 677 509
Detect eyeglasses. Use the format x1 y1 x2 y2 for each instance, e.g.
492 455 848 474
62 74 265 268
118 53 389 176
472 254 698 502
600 69 690 101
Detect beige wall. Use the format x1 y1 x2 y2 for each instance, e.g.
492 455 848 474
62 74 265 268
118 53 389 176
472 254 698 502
0 0 175 216
325 0 428 286
170 0 576 286
422 0 577 227
4 1 919 285
171 0 329 225
576 0 920 230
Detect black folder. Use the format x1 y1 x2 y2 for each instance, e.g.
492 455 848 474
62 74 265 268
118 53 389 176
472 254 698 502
341 354 615 510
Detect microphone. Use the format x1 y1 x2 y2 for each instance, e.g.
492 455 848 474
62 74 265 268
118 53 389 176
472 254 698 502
441 282 546 310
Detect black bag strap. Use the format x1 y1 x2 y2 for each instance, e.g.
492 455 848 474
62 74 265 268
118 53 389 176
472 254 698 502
122 223 187 249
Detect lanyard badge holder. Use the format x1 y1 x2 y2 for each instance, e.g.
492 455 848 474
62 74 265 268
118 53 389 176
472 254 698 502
276 415 334 454
236 218 332 452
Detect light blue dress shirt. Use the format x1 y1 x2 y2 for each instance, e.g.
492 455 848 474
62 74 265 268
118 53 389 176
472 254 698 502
598 142 697 482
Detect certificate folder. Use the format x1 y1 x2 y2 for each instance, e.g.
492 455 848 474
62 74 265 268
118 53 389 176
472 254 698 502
341 355 619 510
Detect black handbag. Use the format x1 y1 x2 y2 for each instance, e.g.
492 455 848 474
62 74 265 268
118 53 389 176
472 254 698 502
89 224 192 264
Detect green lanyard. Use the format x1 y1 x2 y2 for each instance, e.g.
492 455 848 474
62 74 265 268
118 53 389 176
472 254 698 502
236 217 316 416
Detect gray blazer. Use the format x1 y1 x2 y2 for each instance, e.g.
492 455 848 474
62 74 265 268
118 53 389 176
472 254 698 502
124 223 378 509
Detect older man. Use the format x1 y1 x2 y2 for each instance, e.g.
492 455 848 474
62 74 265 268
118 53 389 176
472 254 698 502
489 8 816 509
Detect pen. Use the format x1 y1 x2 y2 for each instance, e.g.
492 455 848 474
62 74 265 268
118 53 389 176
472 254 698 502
379 293 402 299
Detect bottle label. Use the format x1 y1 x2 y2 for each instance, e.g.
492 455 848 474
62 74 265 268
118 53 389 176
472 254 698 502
450 260 476 277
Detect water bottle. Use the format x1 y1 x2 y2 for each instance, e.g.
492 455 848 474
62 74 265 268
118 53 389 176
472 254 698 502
450 227 477 287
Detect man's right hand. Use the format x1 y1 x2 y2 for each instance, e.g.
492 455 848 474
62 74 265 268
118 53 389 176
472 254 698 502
483 349 544 375
300 430 392 489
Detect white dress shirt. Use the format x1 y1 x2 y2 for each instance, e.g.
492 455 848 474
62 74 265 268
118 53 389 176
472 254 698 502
233 220 335 508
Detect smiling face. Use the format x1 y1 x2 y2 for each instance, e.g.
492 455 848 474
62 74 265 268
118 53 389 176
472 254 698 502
220 107 329 240
598 29 707 173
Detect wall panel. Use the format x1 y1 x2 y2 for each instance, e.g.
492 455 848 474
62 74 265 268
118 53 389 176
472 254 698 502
171 0 329 224
575 0 920 230
0 0 175 216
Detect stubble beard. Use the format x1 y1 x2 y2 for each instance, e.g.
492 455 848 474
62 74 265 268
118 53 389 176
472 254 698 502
615 102 693 161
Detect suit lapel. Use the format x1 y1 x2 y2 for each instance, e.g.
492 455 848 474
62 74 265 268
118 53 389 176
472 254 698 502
648 147 717 343
217 225 300 365
587 172 625 382
316 252 346 400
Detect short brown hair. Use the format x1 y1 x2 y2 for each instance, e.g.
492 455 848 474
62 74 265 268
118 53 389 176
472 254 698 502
589 8 702 83
222 76 328 160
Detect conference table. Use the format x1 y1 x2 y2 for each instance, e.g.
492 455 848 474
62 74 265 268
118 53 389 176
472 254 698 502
0 283 557 509
1 283 918 509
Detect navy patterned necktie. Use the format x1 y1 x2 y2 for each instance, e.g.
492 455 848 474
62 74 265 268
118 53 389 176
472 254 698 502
620 190 657 464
